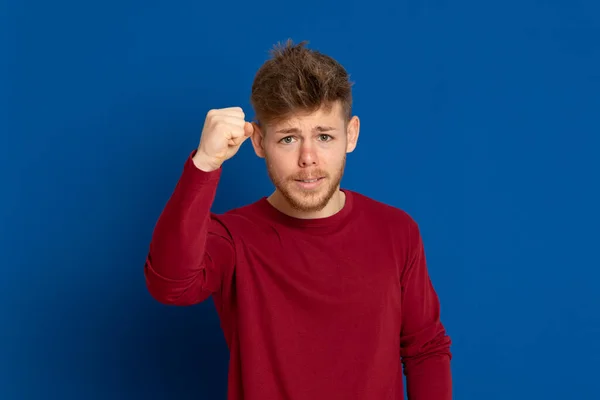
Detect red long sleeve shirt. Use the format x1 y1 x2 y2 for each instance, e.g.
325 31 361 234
144 153 452 399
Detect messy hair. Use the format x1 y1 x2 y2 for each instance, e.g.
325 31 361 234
250 39 353 127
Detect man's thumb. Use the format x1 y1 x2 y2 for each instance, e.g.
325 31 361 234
244 121 255 137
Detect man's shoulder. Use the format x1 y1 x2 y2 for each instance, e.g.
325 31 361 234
210 196 271 230
214 197 264 219
348 189 419 229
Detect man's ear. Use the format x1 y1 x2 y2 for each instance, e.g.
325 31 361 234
346 115 360 153
250 122 266 158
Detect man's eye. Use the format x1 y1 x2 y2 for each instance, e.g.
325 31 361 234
280 136 294 144
318 134 332 141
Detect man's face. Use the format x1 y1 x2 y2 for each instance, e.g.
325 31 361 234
251 102 360 214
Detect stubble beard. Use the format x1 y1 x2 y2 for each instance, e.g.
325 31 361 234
266 156 346 213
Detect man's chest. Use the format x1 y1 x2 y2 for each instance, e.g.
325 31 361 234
236 227 403 321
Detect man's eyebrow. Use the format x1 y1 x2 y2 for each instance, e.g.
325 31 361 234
275 126 336 134
314 126 336 132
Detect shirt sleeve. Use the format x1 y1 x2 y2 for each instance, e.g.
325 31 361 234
144 151 236 306
399 220 453 399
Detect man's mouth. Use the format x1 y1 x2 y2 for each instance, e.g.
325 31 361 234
296 178 321 183
295 177 323 183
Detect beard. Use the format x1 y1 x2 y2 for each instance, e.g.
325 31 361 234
266 155 346 213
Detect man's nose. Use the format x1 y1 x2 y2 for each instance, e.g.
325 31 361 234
298 142 318 167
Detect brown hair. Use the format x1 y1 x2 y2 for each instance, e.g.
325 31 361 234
250 39 353 127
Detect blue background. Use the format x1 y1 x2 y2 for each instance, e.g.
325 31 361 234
2 0 599 399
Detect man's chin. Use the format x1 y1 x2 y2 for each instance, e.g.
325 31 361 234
278 184 335 213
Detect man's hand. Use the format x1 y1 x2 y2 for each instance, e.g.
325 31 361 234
192 107 255 172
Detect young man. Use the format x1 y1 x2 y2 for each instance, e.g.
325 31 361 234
144 40 452 399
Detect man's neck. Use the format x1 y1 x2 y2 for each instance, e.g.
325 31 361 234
267 189 346 220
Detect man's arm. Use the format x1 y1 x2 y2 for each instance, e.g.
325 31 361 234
145 106 253 306
400 220 452 399
144 152 235 306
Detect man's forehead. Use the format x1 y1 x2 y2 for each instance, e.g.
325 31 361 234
272 110 343 129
